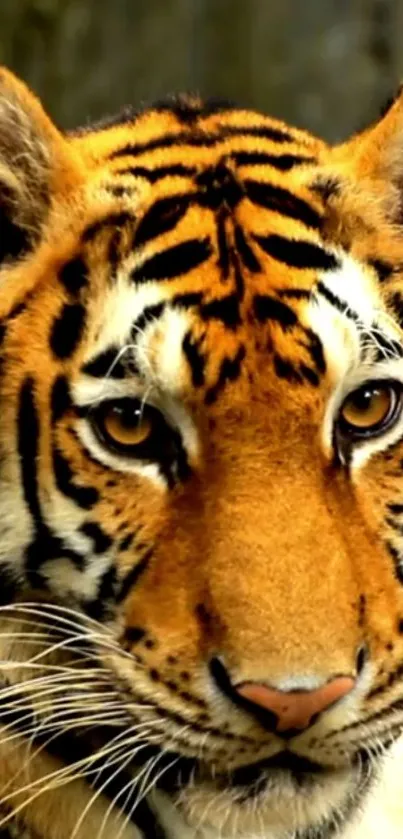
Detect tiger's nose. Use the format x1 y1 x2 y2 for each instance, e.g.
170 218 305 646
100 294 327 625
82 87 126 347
235 676 355 733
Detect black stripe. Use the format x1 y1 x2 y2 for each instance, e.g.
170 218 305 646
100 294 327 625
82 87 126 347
131 238 212 283
132 302 165 337
50 303 86 360
53 449 99 509
195 164 243 210
18 378 41 523
273 355 303 383
59 257 88 295
388 503 403 515
182 332 206 386
117 549 153 603
110 124 296 160
254 234 339 271
316 281 359 321
277 288 311 300
201 293 241 328
205 345 246 404
387 541 403 584
216 208 230 278
82 212 135 243
82 346 129 378
245 180 321 229
116 164 196 182
234 225 261 272
368 258 394 283
230 150 316 170
18 379 85 584
303 327 326 374
132 294 203 338
253 294 297 328
51 375 71 422
80 522 112 554
172 291 204 308
371 330 403 362
133 195 191 249
84 564 117 621
201 124 299 143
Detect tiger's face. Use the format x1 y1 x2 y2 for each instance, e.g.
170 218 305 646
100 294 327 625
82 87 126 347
1 69 403 839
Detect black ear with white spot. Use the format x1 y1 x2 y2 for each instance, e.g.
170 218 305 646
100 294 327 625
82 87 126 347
0 68 65 265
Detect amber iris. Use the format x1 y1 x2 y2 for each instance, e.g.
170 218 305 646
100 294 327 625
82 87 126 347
101 403 152 448
340 383 395 432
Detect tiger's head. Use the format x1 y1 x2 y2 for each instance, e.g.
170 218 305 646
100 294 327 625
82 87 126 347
1 68 403 838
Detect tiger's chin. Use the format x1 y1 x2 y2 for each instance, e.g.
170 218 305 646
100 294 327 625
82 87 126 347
152 756 366 839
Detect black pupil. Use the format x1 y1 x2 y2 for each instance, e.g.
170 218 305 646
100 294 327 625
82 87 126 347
350 388 377 412
113 404 143 427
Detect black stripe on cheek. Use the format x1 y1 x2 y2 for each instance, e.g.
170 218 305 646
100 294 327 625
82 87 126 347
116 549 153 603
59 257 88 295
51 375 71 423
254 234 339 271
52 449 99 509
18 377 42 523
131 238 212 283
253 294 297 328
84 565 118 621
82 346 129 378
182 332 206 386
133 195 190 250
80 522 113 554
50 304 86 359
245 181 322 229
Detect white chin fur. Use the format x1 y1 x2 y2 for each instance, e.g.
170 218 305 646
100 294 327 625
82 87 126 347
151 765 357 839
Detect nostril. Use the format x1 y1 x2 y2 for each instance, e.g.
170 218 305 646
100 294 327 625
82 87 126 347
356 645 368 675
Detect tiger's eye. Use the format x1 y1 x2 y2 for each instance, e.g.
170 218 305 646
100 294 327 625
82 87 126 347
102 404 152 447
339 384 395 432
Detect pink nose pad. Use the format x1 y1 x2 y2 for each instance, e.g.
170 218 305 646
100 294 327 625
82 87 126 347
235 676 355 733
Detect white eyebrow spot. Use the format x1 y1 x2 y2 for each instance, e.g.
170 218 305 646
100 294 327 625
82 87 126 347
135 307 190 394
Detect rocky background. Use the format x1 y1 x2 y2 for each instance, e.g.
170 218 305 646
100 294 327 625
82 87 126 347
0 0 402 141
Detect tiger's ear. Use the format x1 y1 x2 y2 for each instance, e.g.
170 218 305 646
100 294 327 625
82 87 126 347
337 88 403 188
0 68 66 264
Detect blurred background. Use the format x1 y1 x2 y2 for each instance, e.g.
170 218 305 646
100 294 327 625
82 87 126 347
0 0 402 141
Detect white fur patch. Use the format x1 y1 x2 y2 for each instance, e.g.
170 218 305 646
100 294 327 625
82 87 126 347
75 276 199 483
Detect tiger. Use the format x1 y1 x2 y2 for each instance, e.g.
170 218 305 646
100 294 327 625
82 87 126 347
1 64 403 839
